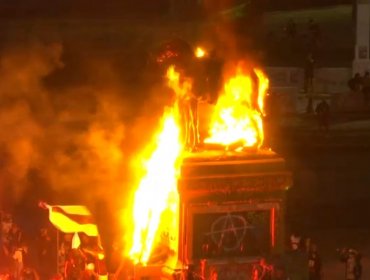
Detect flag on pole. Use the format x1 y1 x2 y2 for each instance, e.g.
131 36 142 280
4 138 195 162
39 202 108 278
39 202 99 237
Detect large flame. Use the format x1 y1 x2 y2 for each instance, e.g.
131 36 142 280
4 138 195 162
127 66 187 266
166 65 192 100
128 111 182 265
205 64 269 149
125 63 269 267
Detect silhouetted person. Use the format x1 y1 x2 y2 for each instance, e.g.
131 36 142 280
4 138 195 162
304 53 315 93
304 53 315 113
20 267 39 280
338 248 362 280
348 73 362 92
65 249 87 280
362 71 370 106
157 37 202 151
308 243 321 280
58 234 72 276
0 235 12 276
315 99 330 133
37 228 56 280
284 234 309 280
177 88 200 151
12 243 28 279
286 18 297 39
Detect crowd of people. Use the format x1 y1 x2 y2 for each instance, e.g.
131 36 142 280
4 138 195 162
250 233 362 280
348 71 370 108
0 212 365 280
247 234 322 280
0 211 105 280
0 211 42 280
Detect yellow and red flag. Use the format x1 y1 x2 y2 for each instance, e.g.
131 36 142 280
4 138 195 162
39 202 98 237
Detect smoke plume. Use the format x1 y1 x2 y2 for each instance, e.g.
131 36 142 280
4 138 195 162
0 40 168 221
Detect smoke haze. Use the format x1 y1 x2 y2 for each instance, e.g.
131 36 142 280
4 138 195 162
0 37 172 228
0 13 250 258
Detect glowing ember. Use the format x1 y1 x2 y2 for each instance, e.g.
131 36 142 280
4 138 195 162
205 64 269 149
86 263 95 271
98 253 105 260
195 47 206 58
128 107 183 265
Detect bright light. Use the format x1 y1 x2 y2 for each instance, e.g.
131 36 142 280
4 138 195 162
195 47 206 58
71 232 81 249
205 64 269 149
126 67 186 266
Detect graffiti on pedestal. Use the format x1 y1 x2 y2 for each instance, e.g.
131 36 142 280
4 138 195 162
192 210 271 260
210 213 253 252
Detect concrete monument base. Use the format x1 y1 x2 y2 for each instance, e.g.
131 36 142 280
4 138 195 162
353 0 370 75
352 58 370 75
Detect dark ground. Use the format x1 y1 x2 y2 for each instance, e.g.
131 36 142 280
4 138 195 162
272 116 370 230
267 114 370 279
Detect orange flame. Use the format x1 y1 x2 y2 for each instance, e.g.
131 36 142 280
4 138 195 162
195 47 206 58
127 70 184 265
71 232 81 249
125 63 269 267
254 68 269 115
205 64 269 149
166 65 192 100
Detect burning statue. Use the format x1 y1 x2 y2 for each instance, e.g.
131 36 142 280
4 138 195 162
121 37 288 280
166 65 201 151
157 38 224 151
157 38 269 151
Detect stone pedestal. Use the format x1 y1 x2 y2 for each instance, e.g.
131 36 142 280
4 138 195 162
127 151 291 280
353 0 370 74
178 150 292 279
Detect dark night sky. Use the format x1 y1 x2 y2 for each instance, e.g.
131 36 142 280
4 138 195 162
0 0 353 18
0 0 168 18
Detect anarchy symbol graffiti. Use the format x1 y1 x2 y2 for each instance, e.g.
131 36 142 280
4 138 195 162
208 213 254 252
